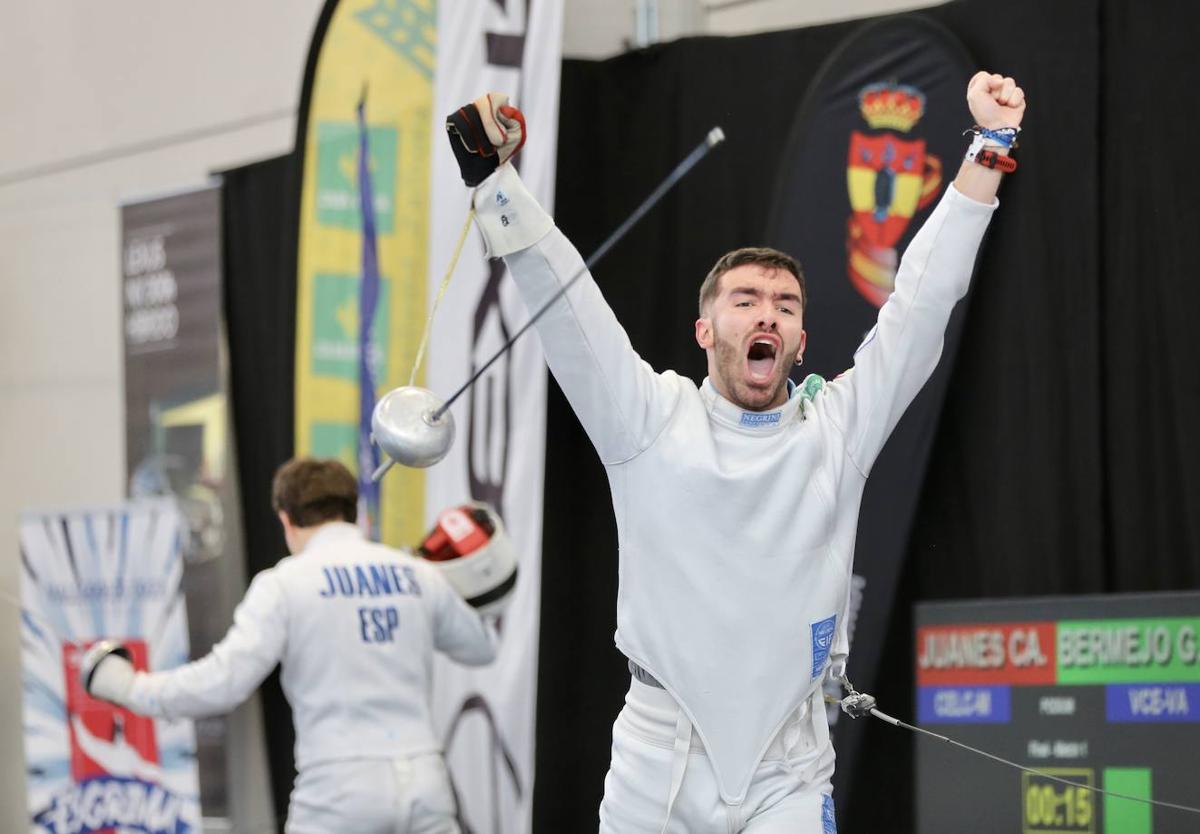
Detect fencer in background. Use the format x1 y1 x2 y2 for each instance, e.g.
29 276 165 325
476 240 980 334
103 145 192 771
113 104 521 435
446 73 1023 833
81 457 513 834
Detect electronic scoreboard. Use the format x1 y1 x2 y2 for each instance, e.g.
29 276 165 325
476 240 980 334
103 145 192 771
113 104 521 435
915 592 1200 834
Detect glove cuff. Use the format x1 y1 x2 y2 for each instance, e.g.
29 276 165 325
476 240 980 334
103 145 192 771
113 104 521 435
472 164 554 258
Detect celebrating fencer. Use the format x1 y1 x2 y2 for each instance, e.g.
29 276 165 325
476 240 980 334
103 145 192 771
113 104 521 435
80 457 516 834
445 70 1024 832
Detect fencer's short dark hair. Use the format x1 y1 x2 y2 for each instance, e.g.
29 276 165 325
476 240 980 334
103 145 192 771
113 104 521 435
698 247 806 316
271 457 358 527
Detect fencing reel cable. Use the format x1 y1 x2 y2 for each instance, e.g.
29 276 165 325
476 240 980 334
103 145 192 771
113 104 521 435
826 692 1200 817
408 207 475 388
9 590 1199 819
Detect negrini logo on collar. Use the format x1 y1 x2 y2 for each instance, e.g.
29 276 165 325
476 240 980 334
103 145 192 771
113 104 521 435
740 411 782 427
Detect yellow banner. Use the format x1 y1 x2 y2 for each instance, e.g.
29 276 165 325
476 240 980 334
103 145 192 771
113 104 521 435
295 0 435 546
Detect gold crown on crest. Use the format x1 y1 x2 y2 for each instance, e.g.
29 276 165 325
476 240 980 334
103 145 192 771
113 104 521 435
858 82 926 132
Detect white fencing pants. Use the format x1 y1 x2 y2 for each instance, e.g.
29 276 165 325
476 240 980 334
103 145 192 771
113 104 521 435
286 752 460 834
599 677 837 834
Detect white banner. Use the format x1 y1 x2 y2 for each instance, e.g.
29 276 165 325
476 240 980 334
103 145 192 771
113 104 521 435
20 499 202 834
426 2 563 832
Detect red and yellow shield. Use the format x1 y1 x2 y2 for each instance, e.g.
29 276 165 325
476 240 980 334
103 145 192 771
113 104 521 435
845 83 942 306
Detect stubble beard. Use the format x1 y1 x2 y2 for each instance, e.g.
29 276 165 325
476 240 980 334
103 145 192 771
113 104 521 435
712 323 790 411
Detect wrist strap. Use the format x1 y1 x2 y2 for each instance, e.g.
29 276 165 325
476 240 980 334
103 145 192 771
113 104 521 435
965 130 1018 172
972 148 1018 172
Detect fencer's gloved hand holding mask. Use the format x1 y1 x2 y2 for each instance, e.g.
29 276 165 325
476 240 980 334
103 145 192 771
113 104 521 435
417 502 519 616
446 93 526 186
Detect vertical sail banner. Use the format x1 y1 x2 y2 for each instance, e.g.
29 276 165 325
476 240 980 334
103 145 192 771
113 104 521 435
295 0 435 547
20 500 202 834
295 2 562 830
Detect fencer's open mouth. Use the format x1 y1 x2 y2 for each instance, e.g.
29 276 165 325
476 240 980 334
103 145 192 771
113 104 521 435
745 336 779 383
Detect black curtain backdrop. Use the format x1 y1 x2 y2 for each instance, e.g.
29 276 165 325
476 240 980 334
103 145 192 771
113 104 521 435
218 1 1200 831
219 154 300 822
538 0 1200 831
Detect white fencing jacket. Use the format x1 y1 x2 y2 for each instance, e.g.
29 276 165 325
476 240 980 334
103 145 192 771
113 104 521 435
472 164 995 803
125 523 497 769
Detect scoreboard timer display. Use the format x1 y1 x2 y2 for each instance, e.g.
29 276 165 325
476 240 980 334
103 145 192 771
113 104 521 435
915 592 1200 834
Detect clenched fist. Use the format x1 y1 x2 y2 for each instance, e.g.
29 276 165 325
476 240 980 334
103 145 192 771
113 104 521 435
967 71 1026 131
446 93 527 187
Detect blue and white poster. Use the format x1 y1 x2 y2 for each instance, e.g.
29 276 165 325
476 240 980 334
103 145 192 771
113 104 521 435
20 499 202 834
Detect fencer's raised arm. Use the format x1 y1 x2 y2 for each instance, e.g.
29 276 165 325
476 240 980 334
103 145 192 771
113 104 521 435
815 71 1023 474
449 95 677 464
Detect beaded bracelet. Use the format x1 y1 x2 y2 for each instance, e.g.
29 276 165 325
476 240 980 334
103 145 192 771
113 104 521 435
963 125 1021 149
